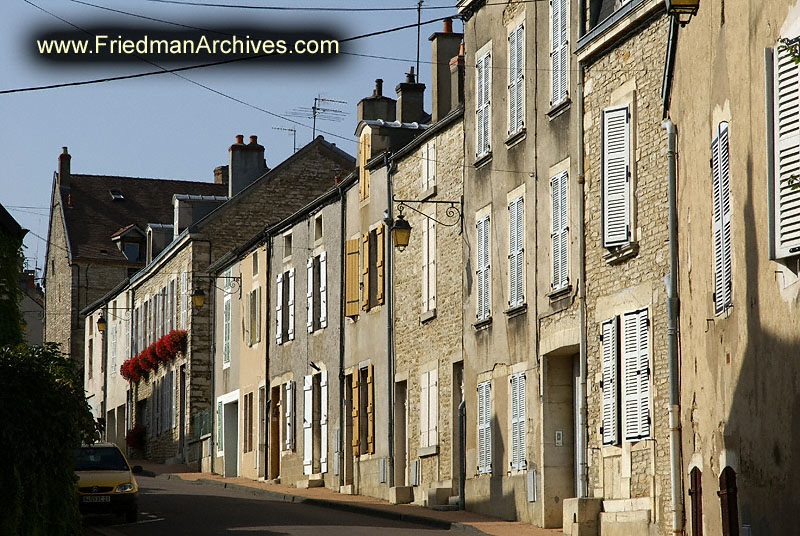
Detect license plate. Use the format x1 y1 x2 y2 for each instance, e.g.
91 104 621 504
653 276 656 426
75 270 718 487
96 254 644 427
82 496 111 503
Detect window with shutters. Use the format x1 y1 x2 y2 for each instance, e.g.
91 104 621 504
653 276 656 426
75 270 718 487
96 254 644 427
422 214 437 314
216 401 223 454
601 317 619 445
223 294 231 367
359 131 372 201
284 380 295 450
345 239 360 317
689 467 703 536
110 325 117 376
476 214 492 321
244 392 254 453
712 122 732 315
283 233 293 259
509 372 526 470
477 380 492 474
246 286 261 346
252 251 259 277
180 269 188 330
419 369 438 448
621 308 650 441
508 195 525 307
550 0 569 106
276 269 294 344
476 45 492 159
306 253 327 332
718 466 739 536
602 105 632 248
354 364 374 455
422 140 436 193
508 22 525 136
551 171 569 290
362 225 385 311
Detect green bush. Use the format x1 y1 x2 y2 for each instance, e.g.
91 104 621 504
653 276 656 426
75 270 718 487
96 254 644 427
0 343 97 535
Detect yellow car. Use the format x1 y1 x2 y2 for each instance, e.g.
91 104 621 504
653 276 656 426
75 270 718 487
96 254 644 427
74 443 141 523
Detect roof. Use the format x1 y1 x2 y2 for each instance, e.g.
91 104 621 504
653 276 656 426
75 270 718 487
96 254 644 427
60 174 226 262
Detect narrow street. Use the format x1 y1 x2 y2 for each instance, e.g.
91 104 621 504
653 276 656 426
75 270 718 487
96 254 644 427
83 474 449 536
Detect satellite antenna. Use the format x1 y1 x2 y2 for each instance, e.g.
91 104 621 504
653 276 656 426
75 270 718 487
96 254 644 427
287 96 348 139
273 126 297 153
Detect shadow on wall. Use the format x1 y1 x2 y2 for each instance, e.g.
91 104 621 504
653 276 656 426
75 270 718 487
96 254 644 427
468 414 516 520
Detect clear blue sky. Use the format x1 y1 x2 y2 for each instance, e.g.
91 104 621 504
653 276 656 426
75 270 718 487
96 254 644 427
1 0 462 279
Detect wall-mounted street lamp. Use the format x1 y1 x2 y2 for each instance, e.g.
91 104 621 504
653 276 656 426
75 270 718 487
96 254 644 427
190 272 243 308
665 0 699 26
390 194 463 251
96 314 107 333
191 288 206 308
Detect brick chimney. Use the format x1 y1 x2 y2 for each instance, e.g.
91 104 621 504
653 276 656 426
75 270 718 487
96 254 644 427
429 18 463 122
450 41 466 110
228 135 267 197
395 67 426 124
58 147 71 185
357 79 397 123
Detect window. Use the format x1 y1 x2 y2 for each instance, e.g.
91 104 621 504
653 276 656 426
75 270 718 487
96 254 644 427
180 270 188 330
422 215 437 313
284 380 295 450
551 171 569 290
123 242 140 262
422 140 436 192
243 392 254 453
508 22 525 134
718 467 739 536
302 374 320 475
110 325 117 376
216 401 223 454
359 131 371 200
477 380 492 474
622 308 650 441
222 295 231 366
352 364 374 455
601 317 620 445
476 46 492 158
509 372 526 470
419 369 438 448
771 42 800 259
275 269 295 344
345 239 360 317
550 0 568 105
88 339 93 379
712 122 732 315
361 225 385 311
306 253 328 333
602 105 631 247
314 215 323 242
252 251 259 277
245 287 261 346
476 215 491 321
283 233 293 259
508 196 524 306
689 467 703 536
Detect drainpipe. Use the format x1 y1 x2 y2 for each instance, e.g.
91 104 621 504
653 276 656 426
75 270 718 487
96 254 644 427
661 119 683 536
457 399 466 510
576 59 588 499
385 152 395 489
338 179 347 489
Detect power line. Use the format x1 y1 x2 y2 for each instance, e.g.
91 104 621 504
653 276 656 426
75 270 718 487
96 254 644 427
137 0 548 10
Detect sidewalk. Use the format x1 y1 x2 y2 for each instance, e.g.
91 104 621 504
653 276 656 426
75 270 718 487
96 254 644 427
138 462 562 536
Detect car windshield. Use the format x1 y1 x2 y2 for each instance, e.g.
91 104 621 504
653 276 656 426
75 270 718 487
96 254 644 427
74 447 130 471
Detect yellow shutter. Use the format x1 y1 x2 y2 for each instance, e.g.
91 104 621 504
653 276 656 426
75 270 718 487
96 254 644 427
361 233 370 311
376 225 385 305
351 373 360 455
367 364 374 453
345 239 360 317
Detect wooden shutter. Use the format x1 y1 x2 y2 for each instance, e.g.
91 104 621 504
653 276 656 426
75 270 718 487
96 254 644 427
223 297 231 364
689 467 703 536
603 106 630 247
429 368 438 446
601 317 619 445
622 309 650 441
345 239 360 317
718 467 739 536
367 364 374 453
476 216 491 320
287 268 295 340
509 23 524 134
420 371 429 448
351 373 360 455
428 141 436 188
217 400 223 453
275 273 283 343
550 0 568 104
303 375 313 474
510 372 526 470
421 142 430 191
376 225 385 305
319 252 327 328
476 50 491 157
773 43 800 258
181 271 187 330
171 370 176 429
422 217 429 311
285 380 295 450
712 122 732 315
307 257 314 333
255 287 261 343
361 233 370 310
244 290 251 347
320 371 328 472
477 380 492 474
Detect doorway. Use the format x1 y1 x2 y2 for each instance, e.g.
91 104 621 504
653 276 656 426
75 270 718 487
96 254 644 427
451 362 464 487
344 374 354 486
179 365 186 455
269 385 281 480
223 400 238 477
394 380 407 486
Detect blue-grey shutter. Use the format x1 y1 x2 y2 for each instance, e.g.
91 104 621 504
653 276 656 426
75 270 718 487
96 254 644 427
603 106 630 247
601 317 619 445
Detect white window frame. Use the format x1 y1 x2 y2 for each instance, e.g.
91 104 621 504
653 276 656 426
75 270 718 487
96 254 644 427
602 105 631 247
712 121 732 315
419 368 438 448
508 22 525 135
508 195 524 307
550 0 569 106
222 294 231 368
476 44 492 159
551 171 569 290
477 379 492 474
509 371 526 470
622 308 651 442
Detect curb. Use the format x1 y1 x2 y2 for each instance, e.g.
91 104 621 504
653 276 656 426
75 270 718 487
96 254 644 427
160 473 488 535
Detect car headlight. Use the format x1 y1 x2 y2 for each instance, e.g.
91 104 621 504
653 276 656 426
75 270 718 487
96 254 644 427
115 483 135 493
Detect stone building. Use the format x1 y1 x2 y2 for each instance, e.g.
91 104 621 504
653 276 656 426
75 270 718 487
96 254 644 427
669 1 800 534
389 19 465 506
572 0 673 534
457 0 583 526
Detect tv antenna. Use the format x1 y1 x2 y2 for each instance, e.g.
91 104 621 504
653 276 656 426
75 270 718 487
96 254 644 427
287 96 348 139
273 126 297 153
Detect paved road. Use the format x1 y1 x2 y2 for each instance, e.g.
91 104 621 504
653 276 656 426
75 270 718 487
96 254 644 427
84 475 449 536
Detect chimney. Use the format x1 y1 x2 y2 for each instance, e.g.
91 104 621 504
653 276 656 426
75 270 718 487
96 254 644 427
228 134 267 197
429 18 463 122
357 79 397 123
58 147 71 185
214 165 229 186
395 67 426 124
450 41 466 109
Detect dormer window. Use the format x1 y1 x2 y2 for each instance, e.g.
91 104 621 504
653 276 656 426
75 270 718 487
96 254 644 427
123 242 140 261
109 189 124 200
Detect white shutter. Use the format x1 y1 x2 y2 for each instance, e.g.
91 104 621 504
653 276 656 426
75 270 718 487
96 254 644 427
319 252 327 328
288 268 295 340
429 141 436 188
320 371 328 473
255 287 261 343
509 23 524 134
774 43 800 258
421 143 429 191
276 273 283 344
476 216 491 320
244 291 251 347
509 196 524 305
476 51 491 157
181 270 187 330
477 380 492 474
622 309 650 441
223 296 231 364
428 218 437 311
712 122 732 315
601 318 619 445
307 257 314 333
303 375 313 474
549 0 568 104
420 371 429 448
422 218 429 311
510 372 526 470
603 106 630 247
285 380 294 450
551 172 569 289
171 370 177 429
429 368 438 446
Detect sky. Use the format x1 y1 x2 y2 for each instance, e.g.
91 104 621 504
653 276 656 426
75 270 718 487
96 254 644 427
1 0 464 280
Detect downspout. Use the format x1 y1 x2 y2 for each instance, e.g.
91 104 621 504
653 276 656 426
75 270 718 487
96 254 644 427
576 58 588 498
102 304 108 441
338 179 347 489
385 152 395 489
264 236 272 477
209 270 217 474
661 118 683 536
